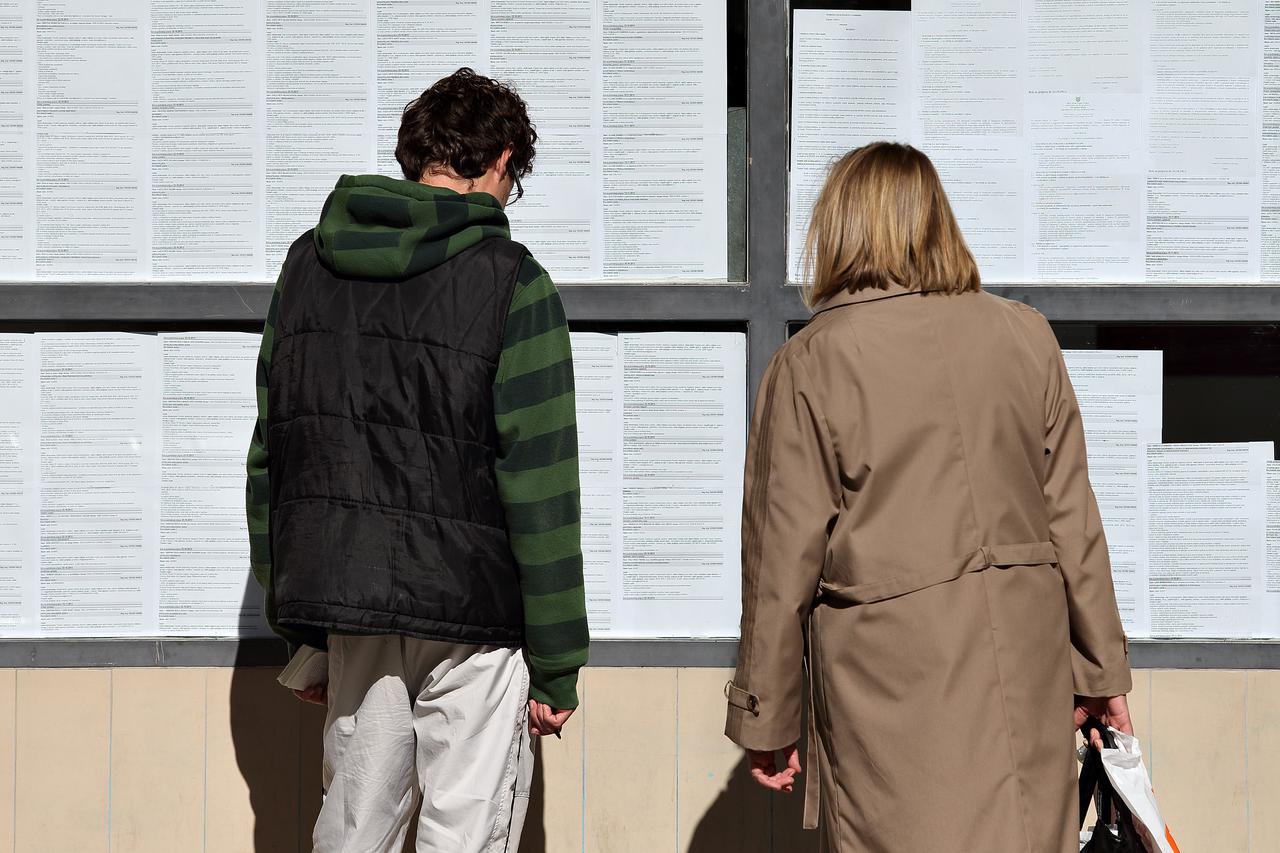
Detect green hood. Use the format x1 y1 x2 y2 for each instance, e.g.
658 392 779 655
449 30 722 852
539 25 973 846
313 174 511 281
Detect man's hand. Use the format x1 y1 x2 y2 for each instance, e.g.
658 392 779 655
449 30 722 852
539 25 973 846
747 744 801 792
1075 694 1133 749
293 684 327 706
528 699 574 737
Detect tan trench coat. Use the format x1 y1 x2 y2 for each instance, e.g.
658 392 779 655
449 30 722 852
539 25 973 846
725 284 1132 852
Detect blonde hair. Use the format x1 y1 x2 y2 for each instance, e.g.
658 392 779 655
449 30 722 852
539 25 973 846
801 142 980 308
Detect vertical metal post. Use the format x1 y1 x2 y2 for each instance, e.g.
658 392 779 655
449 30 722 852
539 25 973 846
745 0 794 405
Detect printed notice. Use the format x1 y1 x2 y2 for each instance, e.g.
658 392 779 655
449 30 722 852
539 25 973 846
617 332 744 637
37 334 160 636
265 0 374 274
0 335 38 633
1265 460 1280 636
572 331 746 638
789 8 911 280
913 0 1025 280
1146 442 1272 639
1063 350 1162 637
570 332 624 634
151 1 264 279
35 0 149 280
158 334 270 636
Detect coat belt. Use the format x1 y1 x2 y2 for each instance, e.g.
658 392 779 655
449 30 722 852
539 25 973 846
815 541 1059 606
801 540 1059 829
804 613 821 829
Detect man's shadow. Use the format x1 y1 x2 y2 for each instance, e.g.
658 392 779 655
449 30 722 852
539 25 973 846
517 740 548 852
226 580 323 852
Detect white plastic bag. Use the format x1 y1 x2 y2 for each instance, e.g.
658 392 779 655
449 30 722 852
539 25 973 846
1097 729 1180 853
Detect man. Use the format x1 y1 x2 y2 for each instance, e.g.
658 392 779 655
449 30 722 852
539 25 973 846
245 68 589 853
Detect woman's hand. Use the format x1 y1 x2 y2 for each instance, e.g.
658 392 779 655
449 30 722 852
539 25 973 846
1074 694 1133 749
747 744 801 792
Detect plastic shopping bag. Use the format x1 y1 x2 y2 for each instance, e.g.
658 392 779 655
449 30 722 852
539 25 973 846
1078 717 1180 853
1078 719 1144 852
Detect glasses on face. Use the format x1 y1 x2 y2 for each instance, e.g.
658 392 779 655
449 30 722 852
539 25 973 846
506 171 523 206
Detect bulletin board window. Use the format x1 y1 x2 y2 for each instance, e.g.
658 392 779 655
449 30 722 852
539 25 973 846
1 1 1278 669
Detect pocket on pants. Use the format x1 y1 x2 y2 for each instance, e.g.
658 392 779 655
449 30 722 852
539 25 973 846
506 716 535 850
487 662 533 852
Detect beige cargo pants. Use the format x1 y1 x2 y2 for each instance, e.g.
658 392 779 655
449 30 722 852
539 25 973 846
312 634 533 853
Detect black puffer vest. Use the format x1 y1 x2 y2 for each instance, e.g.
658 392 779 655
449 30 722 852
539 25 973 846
268 231 528 648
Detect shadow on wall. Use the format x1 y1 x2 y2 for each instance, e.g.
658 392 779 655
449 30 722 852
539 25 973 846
227 579 326 853
224 579 552 853
518 739 548 852
221 580 813 852
685 755 820 853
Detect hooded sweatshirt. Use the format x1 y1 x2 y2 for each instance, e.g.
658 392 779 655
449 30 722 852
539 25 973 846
246 175 588 710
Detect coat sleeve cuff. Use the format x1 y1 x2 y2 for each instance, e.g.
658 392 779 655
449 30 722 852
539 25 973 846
725 682 760 715
1072 640 1133 698
723 681 800 752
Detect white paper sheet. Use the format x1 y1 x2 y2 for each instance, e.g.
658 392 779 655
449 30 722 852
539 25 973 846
37 334 160 636
615 332 744 637
1264 461 1280 636
786 2 1280 284
265 0 375 274
0 1 34 279
1063 350 1163 637
507 134 601 279
494 0 602 279
1026 0 1144 95
1144 0 1263 282
11 0 730 284
1025 92 1147 282
1264 0 1280 278
0 335 38 633
1145 442 1272 639
570 333 624 633
788 9 912 281
601 0 727 280
492 0 595 132
572 331 746 638
374 0 487 178
912 0 1026 281
1025 0 1146 283
158 333 269 636
35 0 149 280
150 1 264 280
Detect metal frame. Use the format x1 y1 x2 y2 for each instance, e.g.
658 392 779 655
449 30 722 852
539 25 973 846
0 637 1274 670
0 0 1276 668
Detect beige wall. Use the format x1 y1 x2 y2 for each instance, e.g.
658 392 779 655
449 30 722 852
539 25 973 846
0 666 1273 852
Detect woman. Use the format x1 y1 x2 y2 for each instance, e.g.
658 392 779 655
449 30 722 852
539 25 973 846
725 142 1133 851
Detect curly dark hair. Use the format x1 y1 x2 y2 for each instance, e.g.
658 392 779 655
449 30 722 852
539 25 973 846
395 68 537 183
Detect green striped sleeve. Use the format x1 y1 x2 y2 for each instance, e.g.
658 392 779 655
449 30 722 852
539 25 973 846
245 274 280 587
493 256 589 710
245 272 315 653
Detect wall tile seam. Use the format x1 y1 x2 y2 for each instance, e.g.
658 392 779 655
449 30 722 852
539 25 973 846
670 666 680 850
9 670 15 853
202 670 208 853
107 669 113 853
1243 673 1251 853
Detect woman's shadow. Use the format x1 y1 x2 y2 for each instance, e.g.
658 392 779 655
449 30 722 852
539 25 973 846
684 754 819 853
